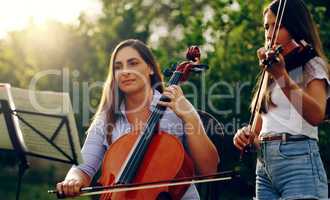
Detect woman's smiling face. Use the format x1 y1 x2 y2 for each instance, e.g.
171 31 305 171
114 46 153 95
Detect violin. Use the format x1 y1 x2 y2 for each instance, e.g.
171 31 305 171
244 39 317 155
242 0 318 156
263 39 316 71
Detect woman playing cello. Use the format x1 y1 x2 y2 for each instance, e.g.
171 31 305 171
56 39 219 199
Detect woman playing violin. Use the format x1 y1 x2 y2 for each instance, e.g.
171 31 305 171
233 0 329 199
56 39 219 199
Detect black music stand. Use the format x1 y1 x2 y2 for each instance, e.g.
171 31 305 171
0 99 81 200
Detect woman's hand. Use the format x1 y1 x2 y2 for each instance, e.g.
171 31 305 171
158 85 197 122
159 85 219 174
257 47 288 80
233 126 253 151
56 178 84 197
56 168 90 198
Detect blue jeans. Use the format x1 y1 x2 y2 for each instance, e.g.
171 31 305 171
256 139 328 200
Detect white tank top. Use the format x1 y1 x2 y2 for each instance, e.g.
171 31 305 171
260 57 330 140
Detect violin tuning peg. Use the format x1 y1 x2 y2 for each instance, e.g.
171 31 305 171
275 45 283 53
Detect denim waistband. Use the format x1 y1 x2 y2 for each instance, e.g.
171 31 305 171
259 133 315 143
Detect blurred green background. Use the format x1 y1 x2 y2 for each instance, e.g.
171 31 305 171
0 0 329 199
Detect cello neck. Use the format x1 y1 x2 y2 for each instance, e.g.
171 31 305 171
116 71 184 184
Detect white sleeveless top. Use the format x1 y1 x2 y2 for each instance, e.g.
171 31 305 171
260 57 330 140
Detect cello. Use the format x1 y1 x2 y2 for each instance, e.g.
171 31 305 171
97 46 207 200
54 46 208 200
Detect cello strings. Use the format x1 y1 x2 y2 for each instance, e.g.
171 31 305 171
120 71 182 182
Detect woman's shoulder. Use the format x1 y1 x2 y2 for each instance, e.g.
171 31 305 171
304 56 328 73
303 56 330 87
87 112 108 136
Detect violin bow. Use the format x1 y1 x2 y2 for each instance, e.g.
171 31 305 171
243 0 288 155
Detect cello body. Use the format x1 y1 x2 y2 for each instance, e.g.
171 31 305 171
97 46 204 200
98 131 194 200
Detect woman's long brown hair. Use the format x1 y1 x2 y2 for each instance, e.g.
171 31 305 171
92 39 164 144
251 0 329 113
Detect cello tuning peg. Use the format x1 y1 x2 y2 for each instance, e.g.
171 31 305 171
163 63 177 77
163 69 173 77
171 63 177 71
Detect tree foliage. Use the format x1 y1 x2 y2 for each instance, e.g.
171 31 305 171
0 0 329 199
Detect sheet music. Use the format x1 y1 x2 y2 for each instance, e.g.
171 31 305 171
0 84 82 164
0 84 13 150
0 84 26 151
0 112 12 150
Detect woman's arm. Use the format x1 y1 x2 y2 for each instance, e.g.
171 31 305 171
158 85 219 175
181 109 220 175
278 75 327 126
56 115 107 197
258 48 327 126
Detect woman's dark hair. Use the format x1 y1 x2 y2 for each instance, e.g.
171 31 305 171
251 0 329 113
94 39 164 144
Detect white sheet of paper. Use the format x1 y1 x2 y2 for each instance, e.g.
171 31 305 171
0 84 25 151
0 84 82 164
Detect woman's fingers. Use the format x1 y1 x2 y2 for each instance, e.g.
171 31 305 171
157 100 170 107
56 182 63 196
73 180 83 195
233 127 252 150
257 47 266 60
162 85 184 107
234 133 247 150
56 179 82 197
162 91 175 100
161 85 196 121
67 180 76 196
164 85 182 95
234 138 245 151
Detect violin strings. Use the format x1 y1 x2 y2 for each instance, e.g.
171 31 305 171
122 72 182 174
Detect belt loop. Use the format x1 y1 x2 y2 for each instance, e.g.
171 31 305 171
282 133 287 144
